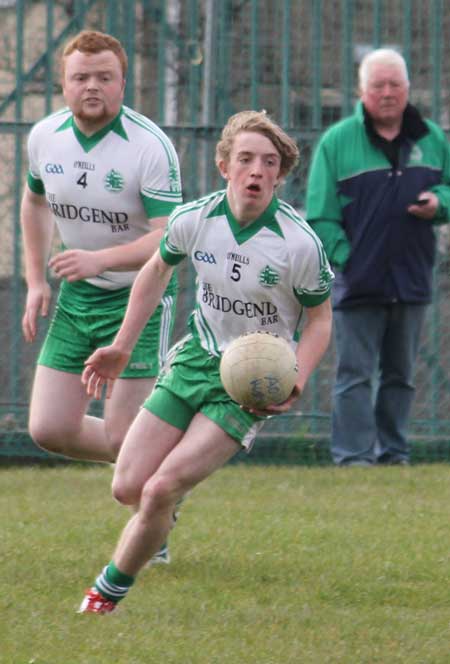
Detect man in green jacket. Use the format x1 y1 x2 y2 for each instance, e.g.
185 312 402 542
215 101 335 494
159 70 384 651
306 48 450 466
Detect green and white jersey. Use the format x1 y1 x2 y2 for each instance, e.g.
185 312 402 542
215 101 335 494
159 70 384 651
160 190 334 355
27 106 182 290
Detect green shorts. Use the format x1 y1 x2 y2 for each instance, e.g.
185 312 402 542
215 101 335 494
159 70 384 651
143 334 266 448
38 278 177 378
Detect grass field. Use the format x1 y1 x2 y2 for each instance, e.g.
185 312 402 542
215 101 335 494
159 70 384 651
2 462 450 663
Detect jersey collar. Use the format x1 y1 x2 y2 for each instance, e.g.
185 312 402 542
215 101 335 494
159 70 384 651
207 193 283 245
56 108 129 152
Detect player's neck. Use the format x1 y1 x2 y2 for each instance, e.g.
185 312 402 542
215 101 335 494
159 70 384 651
227 191 267 227
73 115 112 137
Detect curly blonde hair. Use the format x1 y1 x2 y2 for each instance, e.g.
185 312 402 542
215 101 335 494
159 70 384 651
215 110 299 179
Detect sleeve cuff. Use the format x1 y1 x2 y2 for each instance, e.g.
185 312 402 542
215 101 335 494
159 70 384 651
27 172 45 195
159 240 186 266
141 194 183 219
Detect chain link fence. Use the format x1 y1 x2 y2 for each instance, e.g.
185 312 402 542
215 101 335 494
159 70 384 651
1 0 449 462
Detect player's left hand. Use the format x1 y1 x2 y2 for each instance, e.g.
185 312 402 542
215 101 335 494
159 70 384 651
244 385 302 417
49 249 106 281
407 191 439 220
82 345 131 399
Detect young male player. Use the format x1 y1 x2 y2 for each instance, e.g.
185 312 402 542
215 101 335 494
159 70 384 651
21 30 182 563
78 110 334 613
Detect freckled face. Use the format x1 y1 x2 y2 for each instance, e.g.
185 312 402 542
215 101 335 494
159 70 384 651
62 49 125 133
218 131 282 223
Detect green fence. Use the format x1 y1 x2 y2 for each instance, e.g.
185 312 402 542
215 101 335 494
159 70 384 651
1 0 449 462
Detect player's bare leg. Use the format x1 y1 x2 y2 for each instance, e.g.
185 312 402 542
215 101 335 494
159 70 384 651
113 411 239 574
106 385 176 564
79 412 240 612
29 369 155 462
28 366 114 462
104 377 156 458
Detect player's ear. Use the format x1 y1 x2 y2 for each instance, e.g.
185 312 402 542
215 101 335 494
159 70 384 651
274 163 284 188
217 159 229 180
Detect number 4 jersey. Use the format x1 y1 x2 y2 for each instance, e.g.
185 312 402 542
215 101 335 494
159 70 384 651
27 105 182 289
160 190 334 355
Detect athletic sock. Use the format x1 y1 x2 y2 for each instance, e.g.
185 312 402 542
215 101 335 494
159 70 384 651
94 561 135 603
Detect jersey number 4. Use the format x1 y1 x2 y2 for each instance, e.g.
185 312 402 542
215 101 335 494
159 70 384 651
77 172 88 189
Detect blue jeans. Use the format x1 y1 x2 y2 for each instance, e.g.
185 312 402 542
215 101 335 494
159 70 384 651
331 303 427 465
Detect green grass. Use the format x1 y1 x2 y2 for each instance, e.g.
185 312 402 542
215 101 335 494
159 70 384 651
1 463 450 663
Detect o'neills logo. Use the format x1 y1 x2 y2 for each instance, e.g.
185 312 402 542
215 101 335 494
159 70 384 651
202 289 278 318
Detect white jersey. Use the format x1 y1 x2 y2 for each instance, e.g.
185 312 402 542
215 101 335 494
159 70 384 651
160 190 334 355
27 105 182 289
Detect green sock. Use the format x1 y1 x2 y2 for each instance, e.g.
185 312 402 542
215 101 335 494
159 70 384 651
95 561 135 602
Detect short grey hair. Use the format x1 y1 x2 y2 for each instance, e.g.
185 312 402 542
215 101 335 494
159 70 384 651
359 48 409 91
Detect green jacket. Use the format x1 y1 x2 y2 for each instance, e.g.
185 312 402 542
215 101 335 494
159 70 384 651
306 102 450 307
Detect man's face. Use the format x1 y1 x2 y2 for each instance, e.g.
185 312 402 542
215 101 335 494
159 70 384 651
62 49 125 132
361 63 409 125
218 131 282 222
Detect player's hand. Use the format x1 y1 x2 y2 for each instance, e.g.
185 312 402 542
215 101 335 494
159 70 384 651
407 192 439 220
82 345 131 399
244 385 302 417
22 283 52 342
49 249 106 282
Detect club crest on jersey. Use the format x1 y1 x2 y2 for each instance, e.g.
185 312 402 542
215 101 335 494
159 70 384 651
104 169 125 192
169 164 181 192
409 145 423 163
318 265 333 290
259 265 280 287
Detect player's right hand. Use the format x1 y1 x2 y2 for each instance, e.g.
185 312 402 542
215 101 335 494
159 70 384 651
407 191 439 219
22 283 52 342
49 249 106 282
82 345 131 399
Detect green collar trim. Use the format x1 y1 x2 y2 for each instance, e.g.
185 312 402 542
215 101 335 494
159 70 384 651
56 108 129 152
207 194 282 244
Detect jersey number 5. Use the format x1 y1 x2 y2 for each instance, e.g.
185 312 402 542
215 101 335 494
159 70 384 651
230 263 241 282
77 172 88 189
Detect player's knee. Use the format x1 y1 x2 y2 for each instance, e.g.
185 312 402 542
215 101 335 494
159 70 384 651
140 474 181 515
111 475 141 506
28 417 69 454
